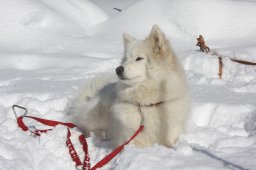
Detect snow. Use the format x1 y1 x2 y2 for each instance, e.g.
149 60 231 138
0 0 256 170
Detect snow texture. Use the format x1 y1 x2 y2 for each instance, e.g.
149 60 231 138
0 0 256 170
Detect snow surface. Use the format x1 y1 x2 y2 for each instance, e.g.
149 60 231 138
0 0 256 169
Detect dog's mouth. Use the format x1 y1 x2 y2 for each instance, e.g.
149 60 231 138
118 75 142 82
118 75 128 80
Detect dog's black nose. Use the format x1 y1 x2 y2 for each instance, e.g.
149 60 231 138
116 66 124 75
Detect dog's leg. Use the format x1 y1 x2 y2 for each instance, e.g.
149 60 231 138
163 121 183 147
159 100 188 147
110 103 141 147
72 101 110 139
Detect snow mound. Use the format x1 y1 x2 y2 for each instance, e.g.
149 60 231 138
0 0 108 49
182 50 256 83
96 0 256 41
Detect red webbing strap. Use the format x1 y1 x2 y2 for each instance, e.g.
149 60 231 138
67 128 82 166
91 125 144 170
16 115 144 170
17 115 74 135
16 115 90 169
24 115 76 128
17 116 29 131
17 115 76 136
79 135 91 170
17 116 51 136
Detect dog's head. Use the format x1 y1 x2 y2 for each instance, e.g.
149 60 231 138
116 25 176 86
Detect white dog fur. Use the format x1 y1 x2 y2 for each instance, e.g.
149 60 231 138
68 25 190 148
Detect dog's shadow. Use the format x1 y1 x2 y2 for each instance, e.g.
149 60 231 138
91 134 113 149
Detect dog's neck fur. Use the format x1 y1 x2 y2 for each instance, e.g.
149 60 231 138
117 67 186 108
140 101 164 107
117 77 167 106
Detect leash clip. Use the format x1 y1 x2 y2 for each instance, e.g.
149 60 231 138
12 105 28 119
28 125 37 132
28 125 39 136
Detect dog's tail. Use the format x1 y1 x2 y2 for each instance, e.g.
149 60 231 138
66 72 116 115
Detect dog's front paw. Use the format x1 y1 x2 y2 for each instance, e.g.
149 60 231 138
164 138 177 148
164 130 181 148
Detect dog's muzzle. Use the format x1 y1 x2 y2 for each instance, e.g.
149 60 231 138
115 66 124 76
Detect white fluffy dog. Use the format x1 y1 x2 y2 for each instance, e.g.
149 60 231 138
68 25 190 148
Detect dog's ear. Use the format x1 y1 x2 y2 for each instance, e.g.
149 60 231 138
146 25 176 68
123 33 136 51
146 25 169 56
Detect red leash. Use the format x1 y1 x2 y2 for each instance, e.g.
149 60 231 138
12 105 144 170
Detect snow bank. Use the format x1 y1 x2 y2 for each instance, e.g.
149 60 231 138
0 0 108 50
182 49 256 84
96 0 256 41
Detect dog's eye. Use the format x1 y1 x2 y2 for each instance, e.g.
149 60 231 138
136 57 144 61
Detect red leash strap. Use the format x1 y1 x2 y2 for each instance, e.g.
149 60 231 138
17 115 90 169
13 105 89 169
79 134 91 170
17 115 76 135
91 125 144 170
67 128 91 169
13 105 144 170
25 115 76 128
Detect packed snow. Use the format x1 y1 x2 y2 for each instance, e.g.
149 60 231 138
0 0 256 170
